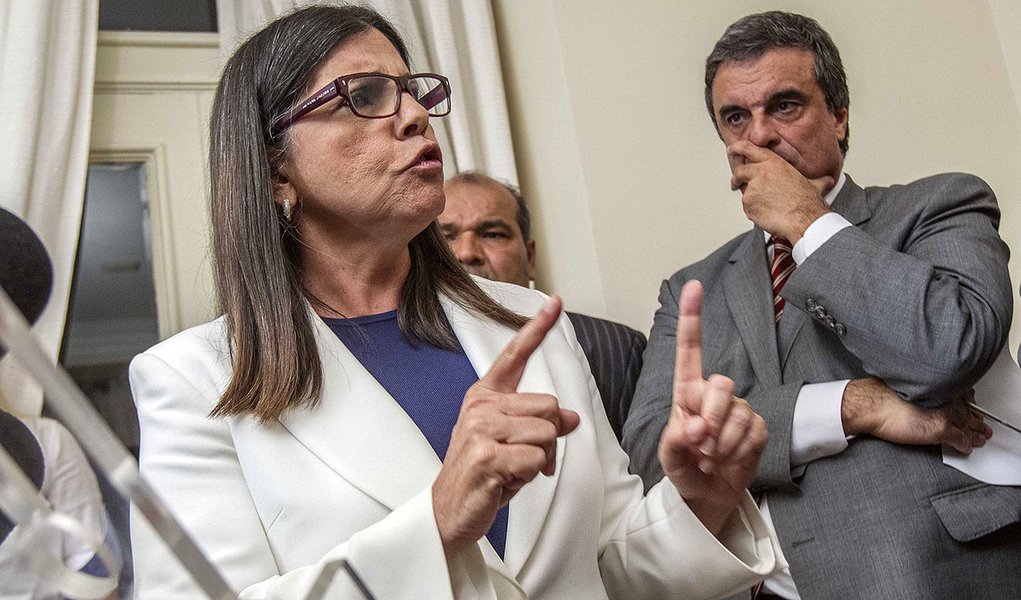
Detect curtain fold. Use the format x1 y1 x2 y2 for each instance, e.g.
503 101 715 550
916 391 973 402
0 1 99 415
216 0 518 184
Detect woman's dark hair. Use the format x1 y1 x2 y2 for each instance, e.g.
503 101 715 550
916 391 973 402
209 4 526 423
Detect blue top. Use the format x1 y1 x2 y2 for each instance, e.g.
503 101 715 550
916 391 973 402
323 310 509 558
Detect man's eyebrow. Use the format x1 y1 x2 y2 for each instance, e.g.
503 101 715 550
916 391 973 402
717 103 745 118
767 88 810 104
477 219 513 231
717 88 811 117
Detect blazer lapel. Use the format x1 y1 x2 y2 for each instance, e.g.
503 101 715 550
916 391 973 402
278 311 441 512
278 296 561 581
777 306 809 372
440 294 564 578
724 229 783 388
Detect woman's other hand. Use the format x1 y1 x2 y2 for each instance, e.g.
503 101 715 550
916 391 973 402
432 297 580 557
658 281 768 535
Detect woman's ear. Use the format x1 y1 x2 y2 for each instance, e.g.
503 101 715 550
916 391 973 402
272 167 299 222
272 168 296 208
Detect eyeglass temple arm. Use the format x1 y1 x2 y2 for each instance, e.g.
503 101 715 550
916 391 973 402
276 82 343 133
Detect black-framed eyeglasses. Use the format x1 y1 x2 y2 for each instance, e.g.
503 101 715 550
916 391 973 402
275 72 451 133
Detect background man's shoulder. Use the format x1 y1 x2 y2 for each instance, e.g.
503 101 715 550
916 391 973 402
566 312 646 348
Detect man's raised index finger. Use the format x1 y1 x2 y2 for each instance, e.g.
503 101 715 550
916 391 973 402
673 280 705 408
482 296 562 392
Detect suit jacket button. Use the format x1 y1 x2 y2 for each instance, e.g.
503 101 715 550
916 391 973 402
806 298 818 311
824 315 836 328
814 305 827 319
835 323 847 337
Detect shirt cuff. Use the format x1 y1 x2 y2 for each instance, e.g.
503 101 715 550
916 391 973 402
792 212 852 264
790 380 851 466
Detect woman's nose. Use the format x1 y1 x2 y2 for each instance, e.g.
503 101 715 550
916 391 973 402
395 91 430 138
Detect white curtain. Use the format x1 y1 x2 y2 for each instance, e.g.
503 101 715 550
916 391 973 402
216 0 519 184
0 1 99 415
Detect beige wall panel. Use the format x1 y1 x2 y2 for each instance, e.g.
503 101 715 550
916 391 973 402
496 1 1021 354
492 0 608 317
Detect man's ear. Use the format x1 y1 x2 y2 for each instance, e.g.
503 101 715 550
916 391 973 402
525 239 537 281
833 107 849 144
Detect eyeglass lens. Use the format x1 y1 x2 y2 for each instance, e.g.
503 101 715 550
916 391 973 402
347 75 449 118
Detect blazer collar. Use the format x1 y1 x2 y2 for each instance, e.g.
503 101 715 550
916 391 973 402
278 293 563 578
830 174 871 226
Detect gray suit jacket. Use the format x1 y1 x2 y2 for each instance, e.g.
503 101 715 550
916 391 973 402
623 174 1021 599
566 311 647 442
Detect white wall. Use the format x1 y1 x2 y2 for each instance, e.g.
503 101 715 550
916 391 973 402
990 1 1021 118
494 0 1021 354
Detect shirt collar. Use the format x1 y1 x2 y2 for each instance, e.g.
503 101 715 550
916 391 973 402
823 172 847 207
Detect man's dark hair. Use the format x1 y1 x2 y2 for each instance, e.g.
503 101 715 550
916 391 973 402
448 172 531 241
704 11 850 154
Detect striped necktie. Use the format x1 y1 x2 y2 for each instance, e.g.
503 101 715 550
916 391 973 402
770 237 795 323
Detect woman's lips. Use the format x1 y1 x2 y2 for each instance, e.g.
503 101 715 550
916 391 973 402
406 144 443 171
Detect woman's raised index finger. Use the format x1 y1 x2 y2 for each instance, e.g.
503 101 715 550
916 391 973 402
481 296 562 393
673 280 705 408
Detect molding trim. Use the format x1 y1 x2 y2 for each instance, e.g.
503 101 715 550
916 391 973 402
95 31 220 94
93 81 218 94
97 30 219 49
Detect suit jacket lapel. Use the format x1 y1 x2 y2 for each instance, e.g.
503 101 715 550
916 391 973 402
280 297 561 580
278 312 441 512
778 175 872 368
777 306 808 371
439 294 564 578
724 229 783 388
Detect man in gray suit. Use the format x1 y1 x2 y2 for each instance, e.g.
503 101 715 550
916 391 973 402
440 172 646 441
622 11 1021 600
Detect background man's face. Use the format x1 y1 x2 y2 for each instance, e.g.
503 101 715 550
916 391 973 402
439 179 535 287
712 47 847 181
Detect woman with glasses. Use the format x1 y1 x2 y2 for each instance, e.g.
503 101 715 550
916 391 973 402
128 5 782 599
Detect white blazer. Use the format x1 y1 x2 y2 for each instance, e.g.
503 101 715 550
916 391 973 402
129 279 784 599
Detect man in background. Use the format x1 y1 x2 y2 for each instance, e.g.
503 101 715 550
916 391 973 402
440 172 646 441
622 10 1021 599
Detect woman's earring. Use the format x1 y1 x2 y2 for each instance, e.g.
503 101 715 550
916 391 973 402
282 198 292 223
